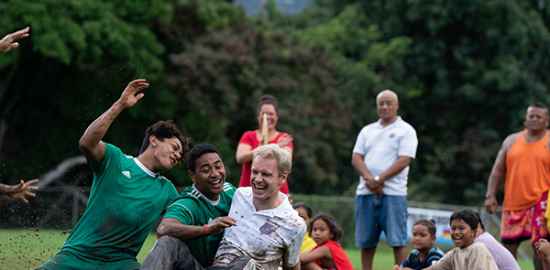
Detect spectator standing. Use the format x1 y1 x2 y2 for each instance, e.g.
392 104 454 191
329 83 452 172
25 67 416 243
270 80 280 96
352 90 418 270
484 102 550 270
236 95 293 193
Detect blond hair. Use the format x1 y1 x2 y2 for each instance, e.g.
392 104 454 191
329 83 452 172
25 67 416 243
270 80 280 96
253 144 292 176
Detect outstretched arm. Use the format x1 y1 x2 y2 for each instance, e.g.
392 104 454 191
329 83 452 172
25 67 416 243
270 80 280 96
157 216 236 241
0 179 39 203
485 134 518 214
79 79 149 163
0 27 30 53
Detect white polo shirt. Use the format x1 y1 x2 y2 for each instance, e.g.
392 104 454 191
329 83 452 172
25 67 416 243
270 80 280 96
212 187 306 270
353 116 418 196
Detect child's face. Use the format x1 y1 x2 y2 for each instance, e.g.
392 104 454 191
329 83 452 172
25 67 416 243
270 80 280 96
411 224 435 251
311 219 334 245
296 207 310 228
450 219 475 249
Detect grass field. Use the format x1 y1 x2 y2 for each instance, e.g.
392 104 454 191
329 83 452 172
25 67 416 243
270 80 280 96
0 229 535 270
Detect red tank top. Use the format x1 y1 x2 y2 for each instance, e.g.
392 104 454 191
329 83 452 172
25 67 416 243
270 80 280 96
504 130 550 211
312 240 354 270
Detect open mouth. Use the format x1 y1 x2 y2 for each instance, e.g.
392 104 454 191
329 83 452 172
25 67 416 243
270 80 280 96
209 179 223 187
169 157 176 166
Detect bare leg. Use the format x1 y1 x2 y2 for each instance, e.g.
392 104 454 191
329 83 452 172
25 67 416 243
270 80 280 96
503 242 520 259
393 246 408 266
301 262 323 270
361 247 376 270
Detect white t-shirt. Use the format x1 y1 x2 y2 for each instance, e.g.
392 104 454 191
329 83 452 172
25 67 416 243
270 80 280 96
212 187 307 270
353 116 418 196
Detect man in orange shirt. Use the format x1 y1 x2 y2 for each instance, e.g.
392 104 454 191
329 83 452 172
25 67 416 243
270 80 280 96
485 102 550 270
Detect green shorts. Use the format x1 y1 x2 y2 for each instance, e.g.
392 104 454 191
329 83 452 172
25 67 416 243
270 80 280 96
36 250 140 270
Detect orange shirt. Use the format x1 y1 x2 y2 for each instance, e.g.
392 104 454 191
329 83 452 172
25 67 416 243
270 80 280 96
504 130 550 211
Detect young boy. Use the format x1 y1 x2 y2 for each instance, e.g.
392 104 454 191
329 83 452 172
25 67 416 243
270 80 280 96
425 209 498 270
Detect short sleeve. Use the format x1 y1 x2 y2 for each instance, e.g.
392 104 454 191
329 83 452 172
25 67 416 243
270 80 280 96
352 127 368 155
431 250 453 270
427 250 444 266
238 131 255 146
88 143 121 182
400 256 411 267
164 197 201 225
398 127 418 158
163 181 179 209
284 221 307 267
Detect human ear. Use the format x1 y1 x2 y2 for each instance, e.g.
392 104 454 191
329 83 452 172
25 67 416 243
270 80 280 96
188 170 197 183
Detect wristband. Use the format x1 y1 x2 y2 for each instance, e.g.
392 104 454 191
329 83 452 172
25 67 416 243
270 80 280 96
202 224 208 236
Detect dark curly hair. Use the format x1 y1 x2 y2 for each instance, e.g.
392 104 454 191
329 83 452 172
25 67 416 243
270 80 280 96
309 213 343 243
139 120 190 162
450 209 478 231
187 143 223 173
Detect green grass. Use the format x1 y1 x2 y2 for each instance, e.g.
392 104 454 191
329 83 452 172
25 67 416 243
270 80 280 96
0 229 535 270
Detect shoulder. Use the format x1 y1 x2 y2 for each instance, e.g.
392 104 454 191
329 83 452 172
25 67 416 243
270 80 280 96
222 182 237 199
242 131 257 138
503 131 522 147
427 247 444 257
469 242 490 253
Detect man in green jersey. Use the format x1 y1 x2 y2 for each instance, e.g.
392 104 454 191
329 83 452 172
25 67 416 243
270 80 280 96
37 79 191 270
140 143 252 270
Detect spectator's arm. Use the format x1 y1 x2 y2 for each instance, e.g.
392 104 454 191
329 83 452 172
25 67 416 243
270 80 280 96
484 133 518 214
377 156 413 182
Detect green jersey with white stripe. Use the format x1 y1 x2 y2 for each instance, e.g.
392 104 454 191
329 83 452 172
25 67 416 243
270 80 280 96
164 182 236 267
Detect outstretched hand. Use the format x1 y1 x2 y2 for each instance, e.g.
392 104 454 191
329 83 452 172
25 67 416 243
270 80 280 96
0 27 30 53
117 79 149 109
205 216 237 236
277 134 293 148
7 179 39 204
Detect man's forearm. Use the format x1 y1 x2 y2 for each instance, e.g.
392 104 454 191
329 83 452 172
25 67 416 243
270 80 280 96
379 157 412 181
486 172 504 196
79 102 124 150
352 154 372 179
157 223 204 241
0 183 13 195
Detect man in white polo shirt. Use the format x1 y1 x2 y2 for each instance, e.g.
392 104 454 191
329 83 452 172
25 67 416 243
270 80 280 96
212 144 306 270
352 89 418 270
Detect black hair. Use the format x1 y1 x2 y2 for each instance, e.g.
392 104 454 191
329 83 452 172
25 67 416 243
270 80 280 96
414 219 437 236
309 213 342 243
450 209 479 231
139 120 190 162
187 143 223 173
474 212 485 231
256 94 279 115
530 102 548 110
293 202 312 219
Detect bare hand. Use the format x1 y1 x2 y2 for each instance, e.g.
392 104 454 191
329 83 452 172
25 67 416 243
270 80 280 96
117 79 149 109
484 196 498 214
205 216 237 235
277 134 293 148
7 179 39 204
536 239 550 261
0 27 30 53
365 176 384 196
393 265 402 270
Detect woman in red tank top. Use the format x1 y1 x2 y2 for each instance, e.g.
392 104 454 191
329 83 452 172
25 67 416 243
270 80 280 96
235 95 293 193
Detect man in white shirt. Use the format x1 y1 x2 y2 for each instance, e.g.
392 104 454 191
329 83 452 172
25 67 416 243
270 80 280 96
212 144 307 270
352 90 418 270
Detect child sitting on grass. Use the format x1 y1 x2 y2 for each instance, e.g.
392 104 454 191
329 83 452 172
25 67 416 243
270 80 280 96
294 202 317 253
299 213 353 270
426 209 498 270
393 219 444 270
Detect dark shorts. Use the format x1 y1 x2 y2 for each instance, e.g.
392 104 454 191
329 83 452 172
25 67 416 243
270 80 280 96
354 194 408 248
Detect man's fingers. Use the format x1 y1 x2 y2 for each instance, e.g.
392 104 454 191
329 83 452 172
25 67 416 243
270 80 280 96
25 191 36 197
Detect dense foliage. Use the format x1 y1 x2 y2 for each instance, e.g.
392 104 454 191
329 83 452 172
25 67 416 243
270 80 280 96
1 0 550 208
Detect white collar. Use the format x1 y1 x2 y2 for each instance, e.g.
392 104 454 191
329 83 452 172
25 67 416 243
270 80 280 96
133 158 156 178
192 185 220 205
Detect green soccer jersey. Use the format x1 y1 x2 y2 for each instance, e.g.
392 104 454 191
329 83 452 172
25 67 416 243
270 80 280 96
61 143 178 261
163 182 236 267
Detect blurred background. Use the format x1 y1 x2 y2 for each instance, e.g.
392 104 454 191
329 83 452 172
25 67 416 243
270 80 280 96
1 1 549 259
